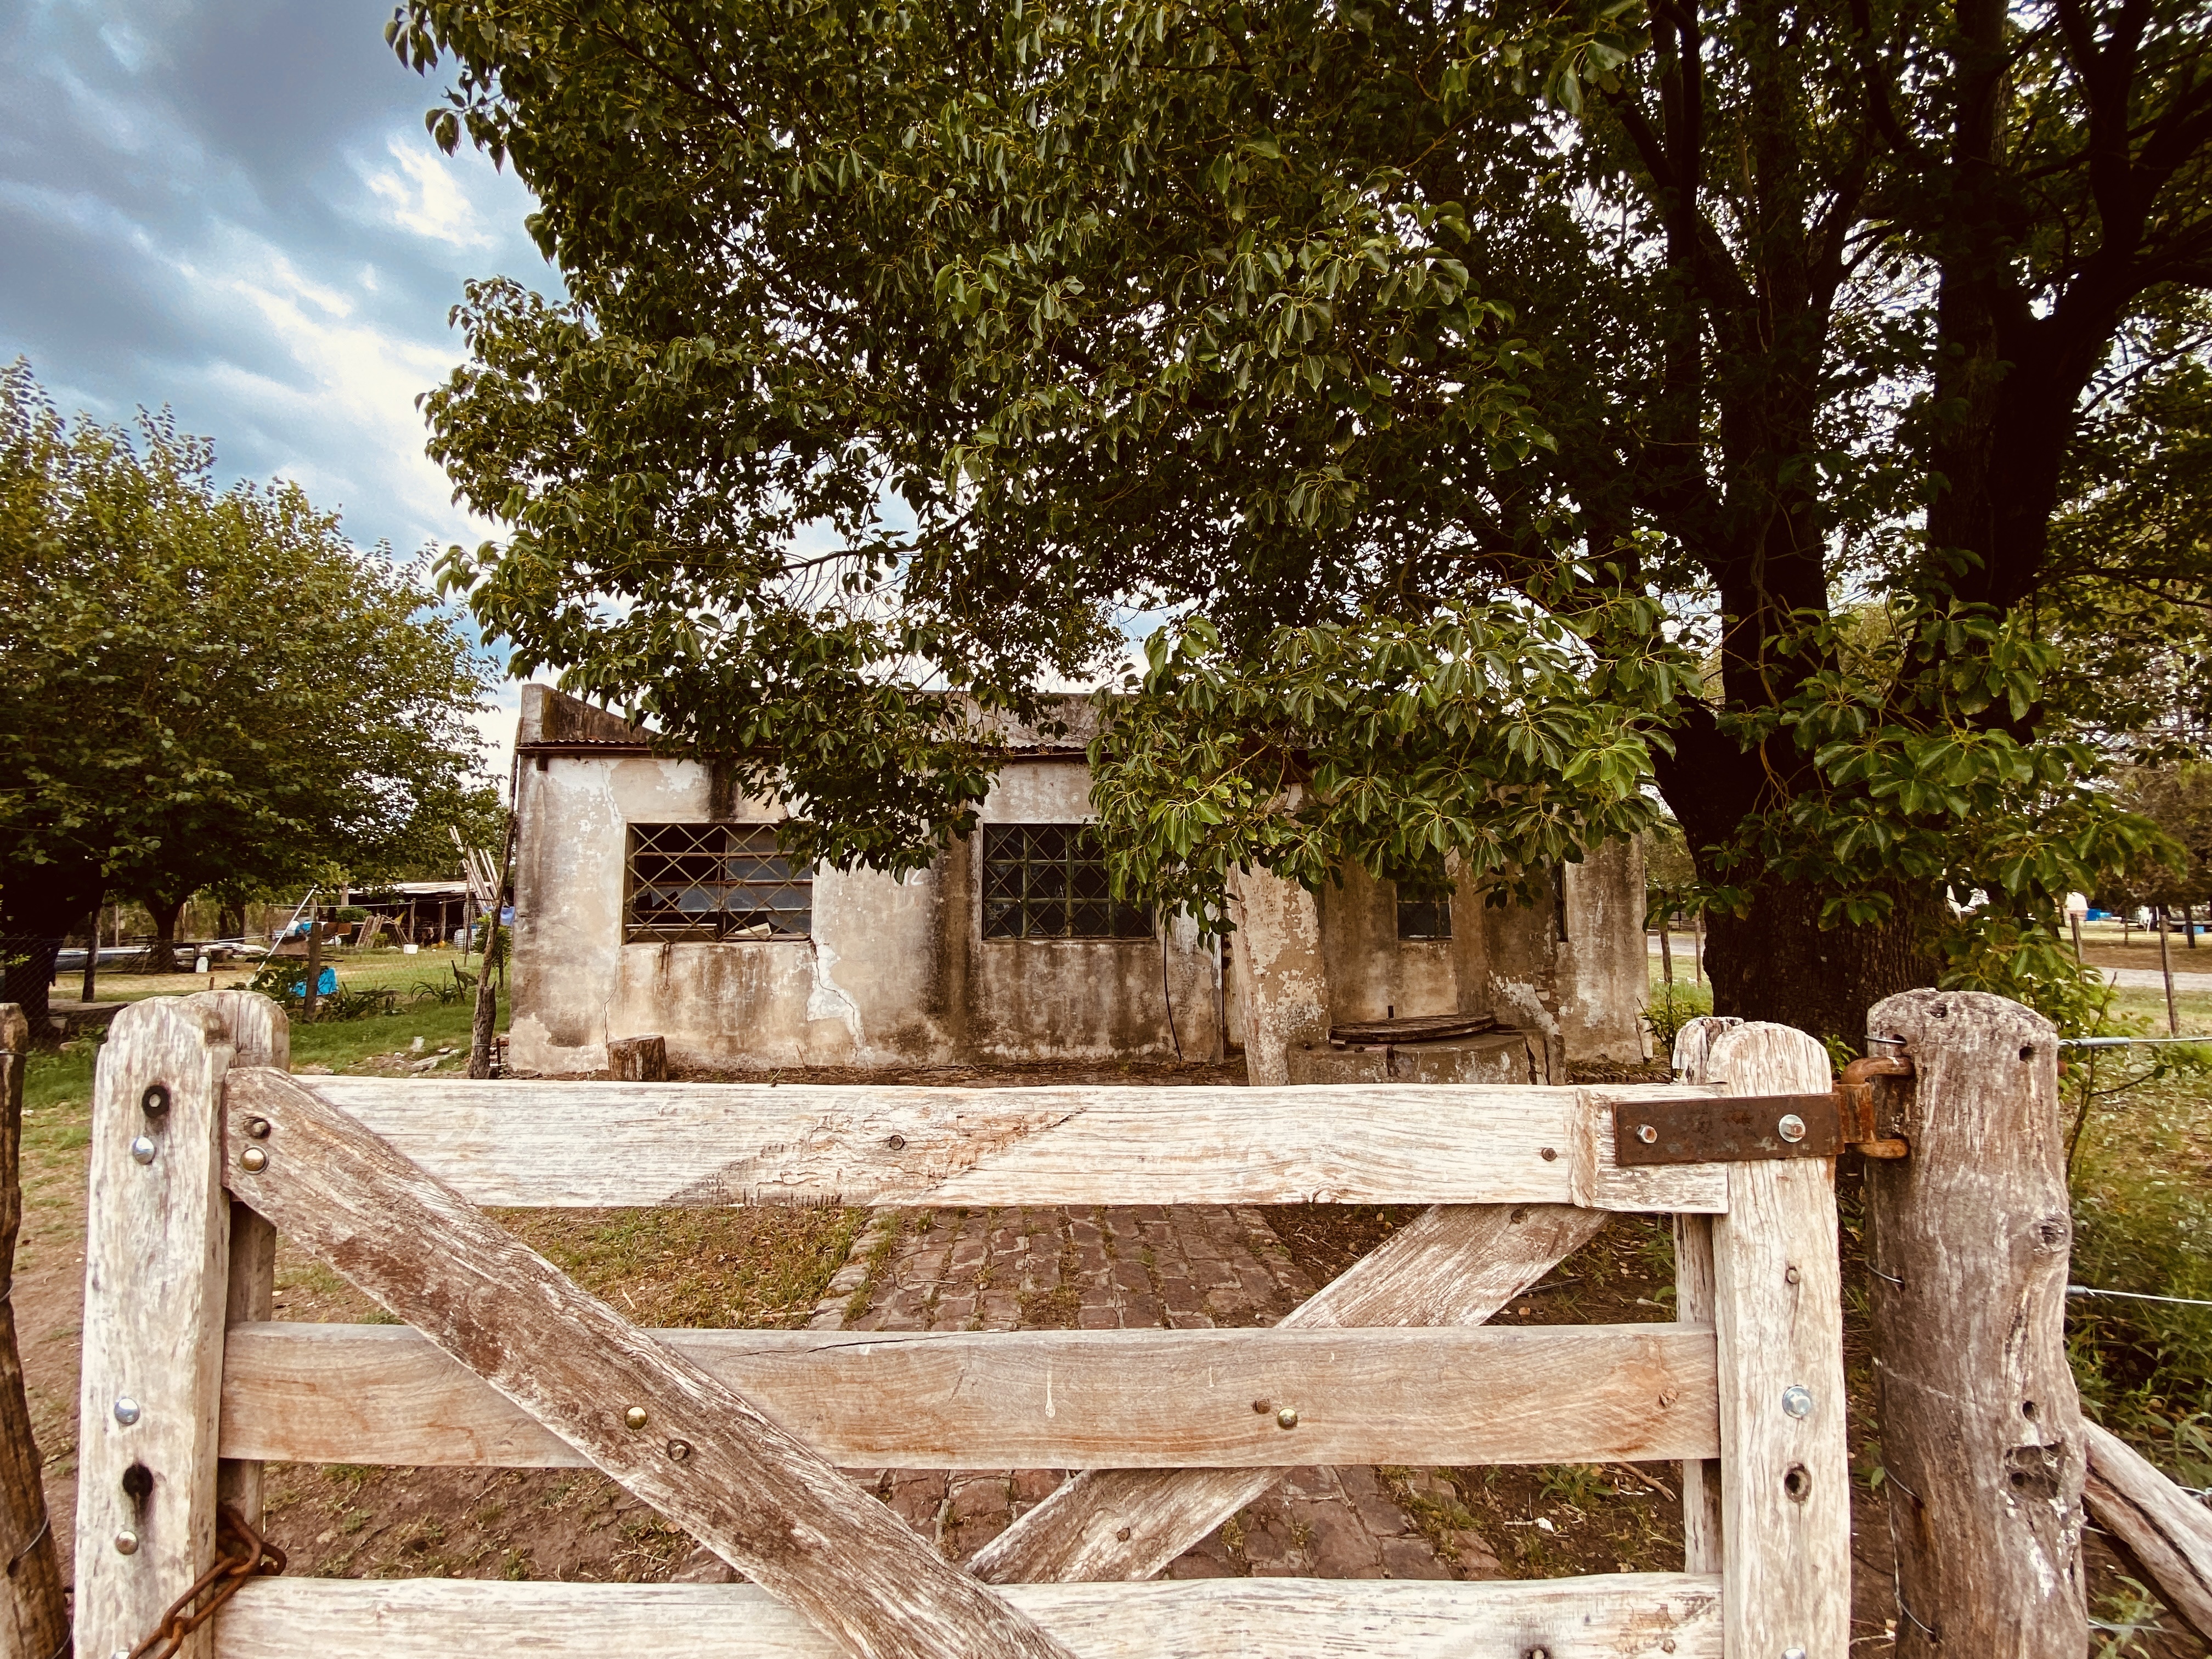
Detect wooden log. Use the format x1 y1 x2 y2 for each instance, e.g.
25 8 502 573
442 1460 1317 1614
970 1200 1607 1582
0 1007 69 1659
1669 1015 1740 1575
304 1076 1727 1212
1864 989 2086 1654
607 1035 668 1082
221 1067 1073 1659
1701 1022 1851 1659
213 1571 1726 1658
218 1318 1717 1471
2081 1419 2212 1640
75 996 239 1659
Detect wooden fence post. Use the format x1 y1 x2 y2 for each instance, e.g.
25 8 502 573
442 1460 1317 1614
75 996 239 1659
1863 989 2086 1654
0 1007 70 1659
1700 1021 1852 1657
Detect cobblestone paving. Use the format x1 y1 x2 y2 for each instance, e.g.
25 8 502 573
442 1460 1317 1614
800 1203 1498 1582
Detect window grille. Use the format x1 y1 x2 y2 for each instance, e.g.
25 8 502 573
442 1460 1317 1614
981 825 1152 940
624 823 811 942
1396 889 1453 940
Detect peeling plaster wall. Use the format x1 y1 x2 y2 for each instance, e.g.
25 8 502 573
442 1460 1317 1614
1476 844 1652 1076
1316 864 1459 1023
511 753 1221 1075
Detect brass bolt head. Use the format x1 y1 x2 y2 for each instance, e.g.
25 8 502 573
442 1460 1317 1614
625 1407 648 1431
239 1146 269 1173
1275 1407 1299 1430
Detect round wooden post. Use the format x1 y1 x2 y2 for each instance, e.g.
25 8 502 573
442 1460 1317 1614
1863 989 2086 1654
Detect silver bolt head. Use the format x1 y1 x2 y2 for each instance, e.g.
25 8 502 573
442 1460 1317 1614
1276 1407 1299 1430
1636 1123 1657 1144
1781 1384 1814 1420
113 1397 142 1426
129 1136 157 1166
113 1529 139 1556
1777 1113 1808 1143
625 1406 648 1431
239 1146 268 1173
1784 1649 1808 1659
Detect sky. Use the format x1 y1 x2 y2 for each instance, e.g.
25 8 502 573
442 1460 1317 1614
1 0 554 768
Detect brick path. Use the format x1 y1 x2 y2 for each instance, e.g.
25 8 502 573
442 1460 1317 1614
792 1203 1498 1582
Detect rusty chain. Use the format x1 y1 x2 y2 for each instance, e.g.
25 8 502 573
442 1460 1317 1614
126 1504 285 1659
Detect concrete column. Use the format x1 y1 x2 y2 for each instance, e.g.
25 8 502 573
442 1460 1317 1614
1225 864 1329 1086
1559 837 1652 1063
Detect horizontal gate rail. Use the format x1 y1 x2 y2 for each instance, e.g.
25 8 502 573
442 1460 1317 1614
77 993 1850 1659
308 1075 1729 1211
212 1573 1727 1657
219 1319 1721 1470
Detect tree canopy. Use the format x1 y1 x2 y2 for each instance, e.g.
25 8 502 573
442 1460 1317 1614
0 360 498 990
395 0 2212 1034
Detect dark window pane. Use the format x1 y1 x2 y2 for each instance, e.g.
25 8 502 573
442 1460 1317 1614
1397 895 1452 940
626 822 814 942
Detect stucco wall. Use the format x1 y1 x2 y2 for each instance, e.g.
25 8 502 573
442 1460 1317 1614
1316 863 1459 1023
509 753 1221 1075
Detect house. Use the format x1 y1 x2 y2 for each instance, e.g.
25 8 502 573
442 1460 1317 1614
507 687 1650 1080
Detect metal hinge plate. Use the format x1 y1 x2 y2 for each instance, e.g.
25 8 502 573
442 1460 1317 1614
1615 1092 1845 1165
1616 1064 1913 1166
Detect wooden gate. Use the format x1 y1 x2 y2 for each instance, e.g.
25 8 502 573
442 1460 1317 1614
75 993 1849 1657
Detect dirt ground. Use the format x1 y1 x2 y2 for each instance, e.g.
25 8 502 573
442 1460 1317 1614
9 1042 2204 1652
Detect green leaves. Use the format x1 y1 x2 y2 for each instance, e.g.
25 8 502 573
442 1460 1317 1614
1087 601 1683 924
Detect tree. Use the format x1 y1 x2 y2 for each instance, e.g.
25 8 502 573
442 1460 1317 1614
0 362 497 1020
393 0 2210 1036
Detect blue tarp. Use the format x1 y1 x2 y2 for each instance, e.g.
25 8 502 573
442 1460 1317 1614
291 967 339 997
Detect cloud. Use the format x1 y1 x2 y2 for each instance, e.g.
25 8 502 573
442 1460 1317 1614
0 0 554 562
359 136 495 250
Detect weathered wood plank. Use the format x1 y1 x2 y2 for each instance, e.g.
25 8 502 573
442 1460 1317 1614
76 996 239 1659
213 1572 1725 1658
0 1006 69 1659
220 1067 1073 1659
1703 1023 1851 1659
209 994 288 1531
970 1200 1608 1583
1670 1015 1739 1576
303 1076 1726 1212
2082 1419 2212 1641
1864 989 2087 1656
219 1319 1717 1470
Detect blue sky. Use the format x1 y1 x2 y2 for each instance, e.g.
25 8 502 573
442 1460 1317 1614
2 1 554 760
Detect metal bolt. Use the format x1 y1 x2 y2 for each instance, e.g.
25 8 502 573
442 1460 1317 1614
1636 1124 1657 1144
1276 1407 1299 1430
113 1529 139 1556
667 1438 692 1463
239 1146 269 1173
1784 1649 1808 1659
1777 1113 1807 1143
1785 1265 1801 1285
886 1135 906 1151
1251 1400 1270 1415
625 1407 648 1431
140 1085 170 1118
1781 1384 1814 1420
129 1137 157 1166
1539 1146 1558 1162
113 1397 141 1427
244 1117 271 1140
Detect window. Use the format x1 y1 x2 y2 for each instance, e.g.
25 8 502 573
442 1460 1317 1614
981 825 1152 940
625 823 811 941
1396 889 1453 940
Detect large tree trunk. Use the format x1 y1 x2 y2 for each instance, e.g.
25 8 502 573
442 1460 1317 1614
1656 718 1943 1040
139 893 188 976
0 859 104 1041
1704 876 1944 1040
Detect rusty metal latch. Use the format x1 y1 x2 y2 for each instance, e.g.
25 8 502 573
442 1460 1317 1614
1616 1056 1913 1166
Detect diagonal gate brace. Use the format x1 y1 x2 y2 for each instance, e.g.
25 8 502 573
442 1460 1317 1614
220 1068 1075 1659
